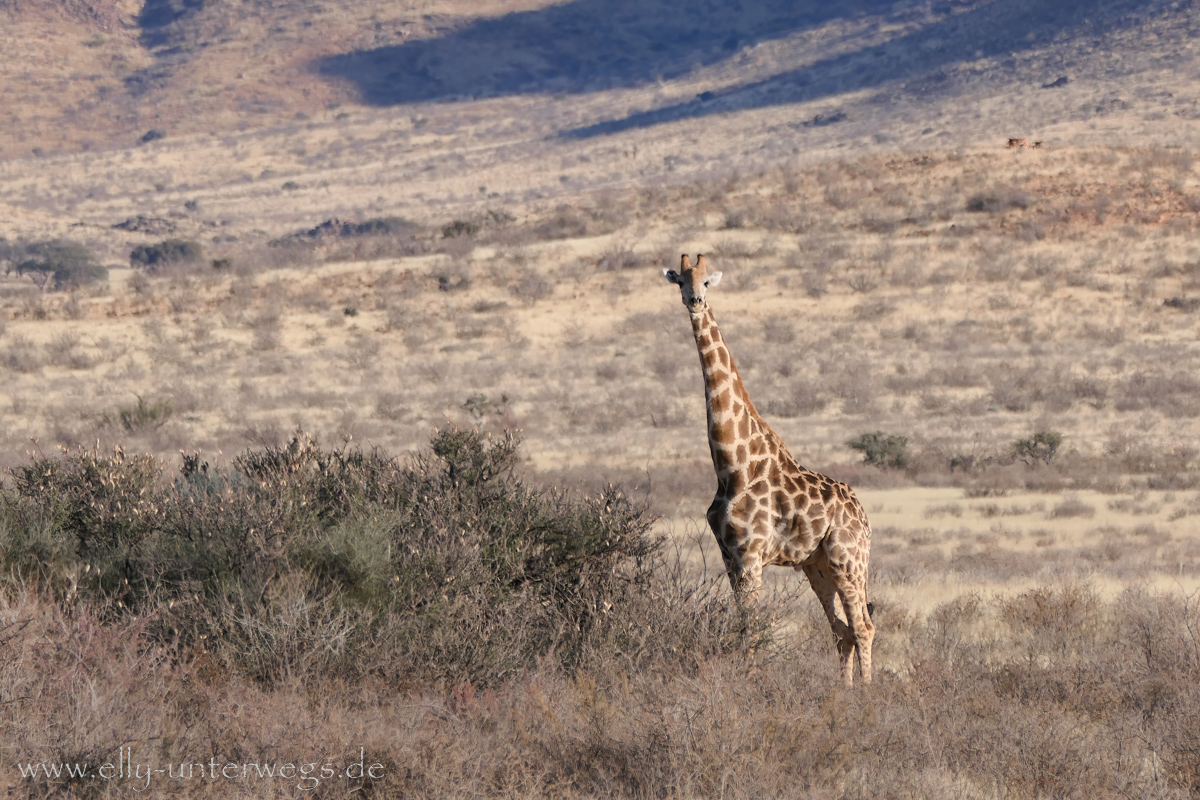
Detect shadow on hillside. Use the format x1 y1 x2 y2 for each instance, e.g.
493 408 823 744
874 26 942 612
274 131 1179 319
137 0 207 47
564 0 1170 138
316 0 899 104
317 0 1168 135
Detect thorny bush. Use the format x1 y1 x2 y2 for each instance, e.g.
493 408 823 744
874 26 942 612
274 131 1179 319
2 429 751 687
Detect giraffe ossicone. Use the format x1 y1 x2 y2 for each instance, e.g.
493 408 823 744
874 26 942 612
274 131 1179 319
665 253 875 686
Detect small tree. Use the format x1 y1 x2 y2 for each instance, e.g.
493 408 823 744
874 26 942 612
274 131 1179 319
1012 430 1063 466
846 431 909 469
16 240 107 290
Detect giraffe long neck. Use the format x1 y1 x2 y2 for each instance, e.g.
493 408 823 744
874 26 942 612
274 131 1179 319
690 305 761 482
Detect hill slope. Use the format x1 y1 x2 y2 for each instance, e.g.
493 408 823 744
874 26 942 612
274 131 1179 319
2 0 1200 165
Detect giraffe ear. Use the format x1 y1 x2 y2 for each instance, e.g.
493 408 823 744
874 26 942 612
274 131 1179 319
662 268 681 284
705 271 723 287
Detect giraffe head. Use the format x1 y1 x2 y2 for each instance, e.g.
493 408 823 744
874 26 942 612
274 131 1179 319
663 254 722 315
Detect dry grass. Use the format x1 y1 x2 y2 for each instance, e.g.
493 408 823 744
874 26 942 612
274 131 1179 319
6 3 1200 795
3 437 1200 799
4 147 1200 486
4 575 1199 799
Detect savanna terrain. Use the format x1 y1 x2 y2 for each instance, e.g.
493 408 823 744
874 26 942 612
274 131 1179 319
3 0 1200 797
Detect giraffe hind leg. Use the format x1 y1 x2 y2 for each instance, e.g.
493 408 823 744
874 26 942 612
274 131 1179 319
801 557 854 683
830 563 874 685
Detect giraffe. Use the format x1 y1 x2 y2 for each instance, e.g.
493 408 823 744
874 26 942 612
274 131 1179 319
663 254 875 685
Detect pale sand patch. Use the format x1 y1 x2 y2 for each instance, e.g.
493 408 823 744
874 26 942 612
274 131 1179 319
659 487 1200 618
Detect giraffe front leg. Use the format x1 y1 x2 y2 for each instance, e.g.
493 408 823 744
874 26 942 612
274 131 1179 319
733 550 764 611
714 529 763 611
708 504 767 652
725 543 765 656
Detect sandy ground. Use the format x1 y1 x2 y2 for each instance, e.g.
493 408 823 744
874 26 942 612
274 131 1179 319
657 485 1200 624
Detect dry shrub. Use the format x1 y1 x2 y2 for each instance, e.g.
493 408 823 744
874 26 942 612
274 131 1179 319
765 381 827 418
44 331 95 370
761 318 795 345
510 269 554 304
1115 372 1200 417
986 364 1047 412
1 430 746 690
1049 496 1096 519
248 310 281 351
532 202 626 241
0 333 43 373
709 238 756 260
596 242 642 271
5 526 1200 799
966 185 1032 213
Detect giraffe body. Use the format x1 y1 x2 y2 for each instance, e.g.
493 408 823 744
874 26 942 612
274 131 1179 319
665 254 875 685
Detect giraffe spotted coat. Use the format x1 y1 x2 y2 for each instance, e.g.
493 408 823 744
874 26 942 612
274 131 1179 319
664 254 875 685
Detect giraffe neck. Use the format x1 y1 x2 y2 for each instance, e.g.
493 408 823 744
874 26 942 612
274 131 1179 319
690 304 761 482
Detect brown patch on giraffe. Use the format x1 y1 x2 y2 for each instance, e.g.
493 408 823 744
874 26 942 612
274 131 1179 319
710 391 731 414
730 495 754 518
710 418 735 442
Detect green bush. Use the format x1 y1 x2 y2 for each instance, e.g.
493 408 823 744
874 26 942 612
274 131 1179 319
129 239 203 270
1 430 745 686
966 186 1033 213
442 219 480 238
16 240 107 289
356 216 417 236
1012 430 1063 465
116 395 173 432
846 431 909 469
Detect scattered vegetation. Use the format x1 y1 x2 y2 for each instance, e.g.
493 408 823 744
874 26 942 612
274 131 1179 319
13 240 107 290
442 219 480 239
846 431 910 469
1 430 742 689
966 185 1033 213
130 239 203 270
1012 430 1064 466
114 395 174 432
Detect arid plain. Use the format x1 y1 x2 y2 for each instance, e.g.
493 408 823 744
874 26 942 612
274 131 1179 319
4 0 1200 797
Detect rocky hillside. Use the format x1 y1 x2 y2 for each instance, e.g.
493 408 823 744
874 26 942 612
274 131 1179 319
3 0 1200 162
